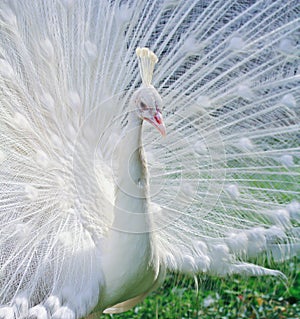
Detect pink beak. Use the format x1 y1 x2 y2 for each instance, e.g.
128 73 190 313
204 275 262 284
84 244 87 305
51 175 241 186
145 111 166 136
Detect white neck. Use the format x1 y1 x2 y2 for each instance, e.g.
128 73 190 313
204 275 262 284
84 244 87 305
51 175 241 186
112 112 150 232
100 112 158 309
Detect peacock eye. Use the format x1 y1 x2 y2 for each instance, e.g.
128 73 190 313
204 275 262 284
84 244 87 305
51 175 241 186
140 101 148 110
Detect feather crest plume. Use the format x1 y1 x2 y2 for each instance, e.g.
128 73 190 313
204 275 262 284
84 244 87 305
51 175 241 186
136 47 158 87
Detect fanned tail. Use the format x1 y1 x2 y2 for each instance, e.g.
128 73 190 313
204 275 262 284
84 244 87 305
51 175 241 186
139 0 300 276
0 0 121 316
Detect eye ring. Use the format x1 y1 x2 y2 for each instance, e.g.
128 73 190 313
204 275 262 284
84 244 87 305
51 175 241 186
140 101 147 110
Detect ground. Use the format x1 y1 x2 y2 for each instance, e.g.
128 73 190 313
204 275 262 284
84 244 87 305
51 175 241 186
90 257 300 318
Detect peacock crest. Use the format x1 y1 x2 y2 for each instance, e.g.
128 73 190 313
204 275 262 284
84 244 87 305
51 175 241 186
136 47 158 87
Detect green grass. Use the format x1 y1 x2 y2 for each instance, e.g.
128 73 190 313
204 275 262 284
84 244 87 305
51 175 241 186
93 258 300 319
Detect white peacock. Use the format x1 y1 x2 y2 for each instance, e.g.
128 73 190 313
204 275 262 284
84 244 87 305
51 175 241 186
0 1 299 318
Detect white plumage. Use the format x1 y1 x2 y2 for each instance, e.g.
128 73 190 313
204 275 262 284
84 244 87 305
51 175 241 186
0 0 299 318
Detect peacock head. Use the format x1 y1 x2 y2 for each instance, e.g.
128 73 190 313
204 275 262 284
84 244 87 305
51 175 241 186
134 47 166 136
133 86 166 136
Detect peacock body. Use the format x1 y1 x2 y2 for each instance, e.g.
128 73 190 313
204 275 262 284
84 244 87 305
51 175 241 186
0 0 299 318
